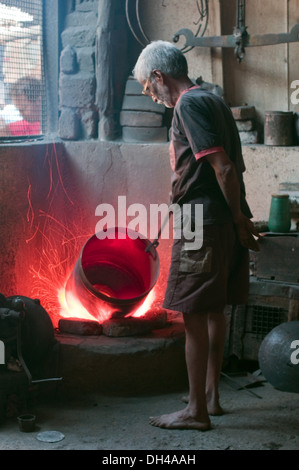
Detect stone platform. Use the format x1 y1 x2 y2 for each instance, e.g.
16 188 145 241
56 312 188 396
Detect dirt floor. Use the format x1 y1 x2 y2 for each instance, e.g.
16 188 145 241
1 372 299 452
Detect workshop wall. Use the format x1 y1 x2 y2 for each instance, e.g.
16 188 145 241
221 0 299 130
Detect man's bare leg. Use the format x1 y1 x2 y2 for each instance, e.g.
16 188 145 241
181 310 226 416
205 311 226 415
149 312 211 430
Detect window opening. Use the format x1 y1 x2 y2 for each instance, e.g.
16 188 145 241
0 0 45 140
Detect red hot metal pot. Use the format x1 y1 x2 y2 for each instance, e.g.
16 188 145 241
65 227 160 322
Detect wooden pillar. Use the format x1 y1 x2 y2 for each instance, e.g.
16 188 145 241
96 0 129 141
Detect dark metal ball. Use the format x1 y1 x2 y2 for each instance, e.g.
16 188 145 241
258 321 299 393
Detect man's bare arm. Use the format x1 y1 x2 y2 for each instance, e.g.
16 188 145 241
205 150 260 251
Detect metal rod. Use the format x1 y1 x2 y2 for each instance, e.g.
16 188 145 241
136 0 149 45
237 0 246 29
31 377 63 384
145 210 173 252
125 0 145 47
221 371 263 399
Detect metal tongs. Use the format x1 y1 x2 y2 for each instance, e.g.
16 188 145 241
145 211 173 253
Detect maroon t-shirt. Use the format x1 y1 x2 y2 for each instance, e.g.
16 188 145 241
169 86 252 225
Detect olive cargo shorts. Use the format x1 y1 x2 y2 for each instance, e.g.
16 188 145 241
162 223 250 314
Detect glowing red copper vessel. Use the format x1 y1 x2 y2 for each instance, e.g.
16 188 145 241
65 227 160 322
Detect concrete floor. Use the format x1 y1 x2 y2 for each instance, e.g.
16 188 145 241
1 374 299 451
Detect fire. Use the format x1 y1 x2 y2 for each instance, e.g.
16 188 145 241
59 282 122 324
27 212 158 326
25 144 159 328
59 281 158 324
130 288 157 318
58 287 96 322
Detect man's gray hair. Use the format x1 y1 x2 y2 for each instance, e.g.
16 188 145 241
133 40 188 82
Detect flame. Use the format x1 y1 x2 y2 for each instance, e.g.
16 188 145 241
59 283 121 324
58 287 96 322
59 282 158 323
130 288 157 318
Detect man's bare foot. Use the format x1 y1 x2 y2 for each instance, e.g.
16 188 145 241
181 395 224 416
207 401 224 416
149 409 211 430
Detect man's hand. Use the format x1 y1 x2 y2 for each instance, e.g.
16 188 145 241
234 213 260 252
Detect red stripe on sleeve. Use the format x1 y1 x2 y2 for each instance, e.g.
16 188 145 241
195 146 225 160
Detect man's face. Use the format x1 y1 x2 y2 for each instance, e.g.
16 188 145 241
142 76 174 108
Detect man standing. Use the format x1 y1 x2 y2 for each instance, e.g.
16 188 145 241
133 40 259 430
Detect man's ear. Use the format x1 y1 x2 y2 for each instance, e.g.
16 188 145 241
152 69 164 83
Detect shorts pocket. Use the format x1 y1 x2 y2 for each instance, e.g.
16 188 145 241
179 246 212 274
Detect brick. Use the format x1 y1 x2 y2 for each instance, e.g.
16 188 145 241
124 77 143 95
142 307 168 328
76 47 95 74
60 46 77 74
61 26 96 49
122 95 165 114
75 0 98 11
58 108 80 140
65 11 98 28
122 126 168 143
58 317 102 335
120 111 163 127
60 73 95 108
231 106 256 120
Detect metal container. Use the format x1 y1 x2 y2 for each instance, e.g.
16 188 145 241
268 194 291 233
264 111 294 146
65 227 160 322
17 414 36 432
